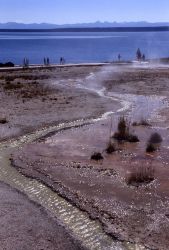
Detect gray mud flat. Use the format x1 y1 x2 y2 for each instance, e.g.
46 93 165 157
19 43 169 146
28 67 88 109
0 182 83 250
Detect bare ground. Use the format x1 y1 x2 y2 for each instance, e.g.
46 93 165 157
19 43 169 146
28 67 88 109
0 181 84 250
11 65 169 250
0 66 118 141
0 65 119 250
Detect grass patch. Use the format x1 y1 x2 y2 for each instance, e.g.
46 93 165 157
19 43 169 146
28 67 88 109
113 116 139 143
146 132 162 153
91 152 104 161
146 143 156 153
106 141 116 154
149 132 162 144
128 134 140 143
126 165 155 186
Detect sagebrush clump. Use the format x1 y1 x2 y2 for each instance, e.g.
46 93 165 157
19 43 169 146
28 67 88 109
146 132 162 153
126 165 155 186
113 117 139 143
146 143 156 153
91 152 104 161
0 118 7 124
148 132 162 144
106 141 116 154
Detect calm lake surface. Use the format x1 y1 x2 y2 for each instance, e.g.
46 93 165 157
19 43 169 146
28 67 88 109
0 31 169 64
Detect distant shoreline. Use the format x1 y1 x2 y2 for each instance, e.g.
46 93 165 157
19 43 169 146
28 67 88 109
0 59 169 72
0 63 112 72
0 26 169 32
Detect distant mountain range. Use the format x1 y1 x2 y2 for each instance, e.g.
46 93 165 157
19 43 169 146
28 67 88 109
0 21 169 29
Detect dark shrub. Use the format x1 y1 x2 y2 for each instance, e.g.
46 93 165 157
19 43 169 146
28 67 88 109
0 62 14 68
149 132 162 144
113 117 129 140
128 134 139 143
146 143 156 153
140 119 151 126
106 142 116 154
0 118 7 124
113 116 139 143
91 152 104 161
127 165 155 186
146 132 162 153
5 62 14 67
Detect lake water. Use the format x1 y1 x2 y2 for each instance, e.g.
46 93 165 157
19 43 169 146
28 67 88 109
0 31 169 65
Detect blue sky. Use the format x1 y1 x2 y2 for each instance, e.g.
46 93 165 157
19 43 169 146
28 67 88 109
1 0 169 24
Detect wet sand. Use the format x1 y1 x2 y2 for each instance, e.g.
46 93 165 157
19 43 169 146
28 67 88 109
11 65 169 250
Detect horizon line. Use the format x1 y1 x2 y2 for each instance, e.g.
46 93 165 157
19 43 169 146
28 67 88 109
1 21 169 25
